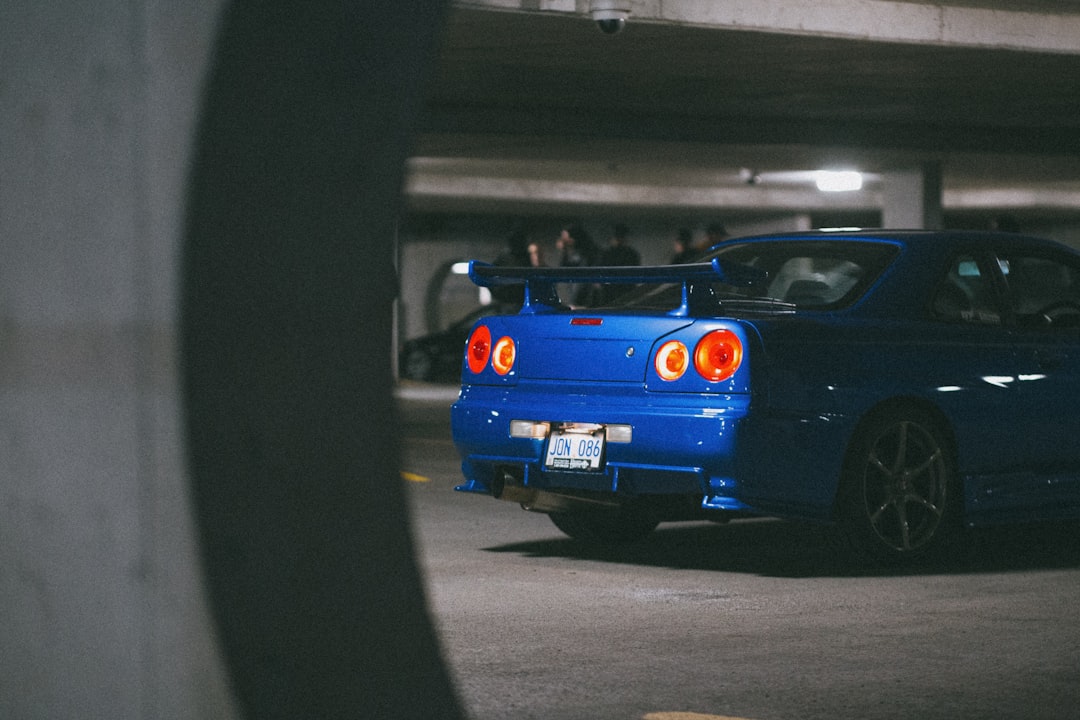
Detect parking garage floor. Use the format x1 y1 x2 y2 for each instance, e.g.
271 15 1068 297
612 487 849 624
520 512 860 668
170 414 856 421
397 384 1080 720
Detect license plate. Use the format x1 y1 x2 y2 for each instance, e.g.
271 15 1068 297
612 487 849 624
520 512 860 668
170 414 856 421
543 424 605 471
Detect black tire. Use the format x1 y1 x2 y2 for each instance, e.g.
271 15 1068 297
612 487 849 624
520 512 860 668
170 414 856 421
549 504 659 545
838 408 959 564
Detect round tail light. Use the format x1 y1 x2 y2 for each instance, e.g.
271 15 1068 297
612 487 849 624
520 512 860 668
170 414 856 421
466 325 491 374
492 336 516 375
654 340 689 381
694 329 743 382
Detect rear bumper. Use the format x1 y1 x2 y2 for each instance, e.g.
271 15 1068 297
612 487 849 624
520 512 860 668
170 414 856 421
451 382 754 511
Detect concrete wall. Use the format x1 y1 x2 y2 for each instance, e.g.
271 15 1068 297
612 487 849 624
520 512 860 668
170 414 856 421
1 3 236 717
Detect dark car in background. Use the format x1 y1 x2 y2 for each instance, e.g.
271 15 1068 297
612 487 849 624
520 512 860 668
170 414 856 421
399 305 508 383
450 230 1080 563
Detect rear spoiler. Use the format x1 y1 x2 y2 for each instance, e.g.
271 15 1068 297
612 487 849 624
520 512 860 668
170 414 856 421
468 259 765 315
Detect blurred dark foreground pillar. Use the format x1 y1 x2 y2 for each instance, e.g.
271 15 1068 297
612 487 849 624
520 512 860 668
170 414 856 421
181 2 463 718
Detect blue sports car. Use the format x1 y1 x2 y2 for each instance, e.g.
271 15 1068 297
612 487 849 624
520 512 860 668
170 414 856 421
450 230 1080 562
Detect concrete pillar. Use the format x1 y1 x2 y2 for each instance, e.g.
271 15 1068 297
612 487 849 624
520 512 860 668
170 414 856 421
4 0 463 717
882 163 944 229
1 3 236 718
181 2 463 718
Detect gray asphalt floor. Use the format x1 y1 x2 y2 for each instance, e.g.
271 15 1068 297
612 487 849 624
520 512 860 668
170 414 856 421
397 384 1080 720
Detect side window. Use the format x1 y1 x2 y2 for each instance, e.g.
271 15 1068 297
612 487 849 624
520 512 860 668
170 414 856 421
931 254 1001 325
998 252 1080 329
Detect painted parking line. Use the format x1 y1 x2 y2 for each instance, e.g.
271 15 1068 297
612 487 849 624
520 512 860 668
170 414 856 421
643 713 757 720
400 471 430 483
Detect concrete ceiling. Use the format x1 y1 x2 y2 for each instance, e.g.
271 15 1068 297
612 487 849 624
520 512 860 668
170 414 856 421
408 1 1080 224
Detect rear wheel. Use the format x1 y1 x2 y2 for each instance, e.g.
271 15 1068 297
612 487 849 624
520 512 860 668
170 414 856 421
549 504 659 545
838 409 959 564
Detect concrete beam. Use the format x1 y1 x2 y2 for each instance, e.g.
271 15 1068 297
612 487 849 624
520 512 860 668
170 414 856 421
406 164 879 213
456 0 1080 54
405 154 1080 217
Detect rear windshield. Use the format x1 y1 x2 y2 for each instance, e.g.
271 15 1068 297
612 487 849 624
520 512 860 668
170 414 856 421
620 239 899 311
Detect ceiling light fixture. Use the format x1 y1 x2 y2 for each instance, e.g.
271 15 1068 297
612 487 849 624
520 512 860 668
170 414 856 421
815 170 863 192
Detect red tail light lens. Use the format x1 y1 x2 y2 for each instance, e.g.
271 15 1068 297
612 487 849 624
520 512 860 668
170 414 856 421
466 325 491 374
654 340 689 381
694 329 743 382
492 336 516 375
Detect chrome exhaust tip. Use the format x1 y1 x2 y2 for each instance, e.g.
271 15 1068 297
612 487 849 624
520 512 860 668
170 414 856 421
493 468 620 513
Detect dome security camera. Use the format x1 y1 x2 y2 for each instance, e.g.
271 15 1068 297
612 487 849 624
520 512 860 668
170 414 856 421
590 0 630 35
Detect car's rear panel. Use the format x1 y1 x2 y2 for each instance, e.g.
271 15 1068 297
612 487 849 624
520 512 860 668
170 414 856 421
510 315 676 382
451 311 759 511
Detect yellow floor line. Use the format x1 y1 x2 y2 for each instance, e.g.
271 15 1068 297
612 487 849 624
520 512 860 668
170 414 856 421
400 471 430 483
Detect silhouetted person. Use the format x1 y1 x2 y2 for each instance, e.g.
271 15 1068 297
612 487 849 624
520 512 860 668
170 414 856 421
493 228 540 305
556 222 598 268
670 227 696 263
991 214 1020 233
599 222 641 266
598 222 641 304
557 222 599 305
704 221 729 250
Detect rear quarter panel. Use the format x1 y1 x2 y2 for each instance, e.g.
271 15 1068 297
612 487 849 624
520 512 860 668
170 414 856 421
749 314 1024 513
